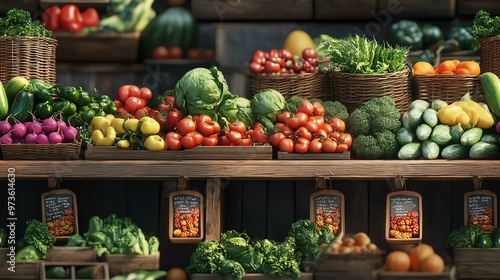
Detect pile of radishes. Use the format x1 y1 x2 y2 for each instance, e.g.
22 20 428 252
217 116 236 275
0 115 79 144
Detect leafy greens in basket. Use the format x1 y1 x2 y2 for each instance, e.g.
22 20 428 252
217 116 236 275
318 34 408 74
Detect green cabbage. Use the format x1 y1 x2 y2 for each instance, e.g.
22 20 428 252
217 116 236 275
175 66 233 118
250 89 286 130
218 96 254 128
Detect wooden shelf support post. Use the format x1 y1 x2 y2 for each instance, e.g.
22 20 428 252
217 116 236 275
205 178 222 241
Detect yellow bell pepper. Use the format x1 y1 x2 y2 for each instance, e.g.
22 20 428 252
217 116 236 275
124 118 139 133
89 116 111 134
116 139 130 149
437 100 495 129
144 135 166 151
139 116 160 135
92 126 116 146
110 117 126 134
437 104 470 126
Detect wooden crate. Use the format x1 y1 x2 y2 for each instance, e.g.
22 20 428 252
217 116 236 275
191 0 313 21
315 0 377 20
457 0 500 17
315 271 378 280
0 248 40 280
53 32 140 63
40 261 109 280
377 0 456 19
45 246 96 262
378 266 456 280
276 151 351 160
191 272 313 280
104 253 160 277
452 248 500 279
80 143 184 160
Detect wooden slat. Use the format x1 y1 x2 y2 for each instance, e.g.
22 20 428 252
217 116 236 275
315 0 377 20
378 0 456 19
224 180 243 231
457 0 500 17
4 160 500 180
205 178 222 241
267 181 295 241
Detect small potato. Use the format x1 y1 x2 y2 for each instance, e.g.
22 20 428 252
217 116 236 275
367 243 378 251
342 237 355 247
328 243 340 254
350 245 362 253
354 232 371 247
340 246 352 254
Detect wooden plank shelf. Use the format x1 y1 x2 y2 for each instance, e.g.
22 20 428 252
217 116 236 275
2 160 500 181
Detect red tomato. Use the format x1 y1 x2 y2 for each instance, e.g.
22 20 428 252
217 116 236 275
251 126 269 144
309 115 325 129
322 123 333 135
218 135 232 146
164 95 177 108
336 143 349 153
294 126 312 141
177 117 196 135
314 128 328 139
338 133 352 148
330 117 346 133
330 131 341 141
287 112 308 130
252 50 265 63
186 131 203 145
151 109 167 133
280 48 293 61
140 87 153 101
276 111 292 123
124 96 144 113
166 132 182 150
197 121 220 137
230 121 247 134
187 48 201 59
169 46 183 59
249 62 264 73
128 85 141 98
304 121 319 134
264 61 280 73
312 101 325 116
322 138 338 153
309 138 323 153
278 137 295 153
294 137 310 154
297 99 314 115
202 135 219 146
117 85 132 103
226 130 242 143
234 137 253 146
134 106 151 119
165 109 182 132
302 48 318 59
42 6 61 32
201 49 215 60
114 100 123 108
152 46 169 59
270 132 286 147
115 107 130 118
157 102 172 113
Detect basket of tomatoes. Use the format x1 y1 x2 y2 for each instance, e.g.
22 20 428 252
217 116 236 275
248 48 331 101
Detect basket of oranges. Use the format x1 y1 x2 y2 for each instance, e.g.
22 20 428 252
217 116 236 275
412 60 482 103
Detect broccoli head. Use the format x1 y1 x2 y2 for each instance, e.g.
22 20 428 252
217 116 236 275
323 100 349 121
285 96 305 113
364 97 401 134
346 108 370 137
375 131 399 159
352 131 399 159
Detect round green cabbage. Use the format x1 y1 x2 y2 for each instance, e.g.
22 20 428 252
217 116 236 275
218 96 254 128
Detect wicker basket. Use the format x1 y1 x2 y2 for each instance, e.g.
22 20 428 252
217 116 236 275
1 140 81 160
0 36 57 85
413 74 481 103
480 36 500 76
330 68 412 113
248 71 330 100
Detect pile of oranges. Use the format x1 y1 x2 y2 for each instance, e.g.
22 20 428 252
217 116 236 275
413 60 480 75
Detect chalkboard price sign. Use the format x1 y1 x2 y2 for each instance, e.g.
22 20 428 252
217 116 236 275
169 190 204 243
386 190 422 245
310 190 345 237
464 190 497 232
41 189 79 239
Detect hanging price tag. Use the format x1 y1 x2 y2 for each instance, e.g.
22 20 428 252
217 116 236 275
386 190 422 245
169 190 204 243
464 190 497 233
41 189 79 240
310 189 345 238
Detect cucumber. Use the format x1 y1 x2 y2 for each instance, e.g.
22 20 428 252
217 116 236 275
416 123 432 141
450 124 465 144
396 127 416 146
398 142 421 160
431 99 448 112
481 133 500 144
422 108 438 127
480 72 500 119
470 141 500 159
409 99 430 112
461 127 483 146
4 76 29 109
406 109 424 131
442 144 470 159
431 124 452 145
8 90 34 123
0 80 9 120
422 140 440 160
45 266 69 279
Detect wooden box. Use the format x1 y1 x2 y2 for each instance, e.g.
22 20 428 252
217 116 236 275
80 143 184 160
315 0 377 20
378 266 456 280
104 253 160 277
457 0 500 17
276 151 350 160
377 0 456 19
45 246 96 262
0 248 40 280
452 248 500 279
53 32 140 63
315 271 378 280
40 261 109 280
314 253 383 280
190 272 313 280
191 0 313 21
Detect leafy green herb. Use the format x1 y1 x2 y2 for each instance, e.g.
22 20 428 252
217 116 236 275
446 224 484 248
0 8 52 37
318 34 408 74
17 219 56 257
472 10 500 47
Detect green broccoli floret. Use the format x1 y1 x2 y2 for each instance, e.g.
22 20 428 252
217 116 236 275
363 97 401 134
323 100 349 121
0 9 52 37
285 96 305 113
352 135 383 159
346 108 370 137
375 131 399 159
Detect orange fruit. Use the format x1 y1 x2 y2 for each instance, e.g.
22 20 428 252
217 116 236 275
437 60 459 74
420 253 445 273
409 244 434 272
385 251 411 272
413 62 435 75
455 61 480 75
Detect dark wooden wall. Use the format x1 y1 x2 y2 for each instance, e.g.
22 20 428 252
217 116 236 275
1 178 499 271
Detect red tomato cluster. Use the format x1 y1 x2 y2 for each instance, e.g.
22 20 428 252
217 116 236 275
469 206 494 232
166 115 222 150
315 207 341 234
42 5 99 33
152 46 215 60
47 208 75 236
149 95 183 134
173 207 200 238
270 99 352 154
249 48 318 74
389 211 420 239
114 85 154 119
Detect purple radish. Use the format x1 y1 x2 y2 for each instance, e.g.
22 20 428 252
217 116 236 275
25 132 38 144
11 123 27 138
28 122 43 134
37 134 49 144
57 120 68 132
0 120 11 136
42 118 58 134
48 131 63 144
62 126 78 142
0 133 12 144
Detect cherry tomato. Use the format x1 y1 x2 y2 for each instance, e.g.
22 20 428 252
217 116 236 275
169 46 183 59
336 143 349 153
287 112 309 130
309 138 323 153
312 101 325 116
117 85 132 103
338 133 352 148
278 137 295 153
330 117 346 133
177 117 196 135
302 48 318 59
152 46 169 59
230 121 247 134
295 137 310 154
166 132 182 150
202 135 219 146
322 138 338 153
304 121 319 134
252 126 269 144
297 99 314 115
294 126 312 141
187 48 201 59
226 130 242 143
276 111 292 123
270 132 286 147
140 87 153 101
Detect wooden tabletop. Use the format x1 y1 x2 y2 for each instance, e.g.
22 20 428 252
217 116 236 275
3 160 500 181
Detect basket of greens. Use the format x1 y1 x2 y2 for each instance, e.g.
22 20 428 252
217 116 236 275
472 10 500 76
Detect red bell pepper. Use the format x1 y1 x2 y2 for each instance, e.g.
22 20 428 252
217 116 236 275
41 6 61 32
59 4 84 33
81 8 99 27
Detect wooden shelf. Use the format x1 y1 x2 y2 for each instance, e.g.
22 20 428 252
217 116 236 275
4 160 500 181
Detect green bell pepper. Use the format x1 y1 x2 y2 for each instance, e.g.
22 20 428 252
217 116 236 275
34 88 54 103
53 100 77 116
491 228 500 248
76 89 91 107
421 23 444 49
448 26 474 50
387 20 423 51
99 98 117 114
34 101 53 119
0 228 7 247
475 233 493 248
58 86 80 104
79 107 96 124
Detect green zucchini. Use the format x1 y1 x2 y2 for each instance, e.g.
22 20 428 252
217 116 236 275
422 140 440 160
9 90 34 123
480 72 500 119
45 266 69 279
470 141 500 159
441 144 470 159
4 76 29 108
461 127 483 146
398 142 422 160
0 80 9 120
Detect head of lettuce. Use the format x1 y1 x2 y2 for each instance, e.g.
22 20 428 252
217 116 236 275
175 66 234 118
